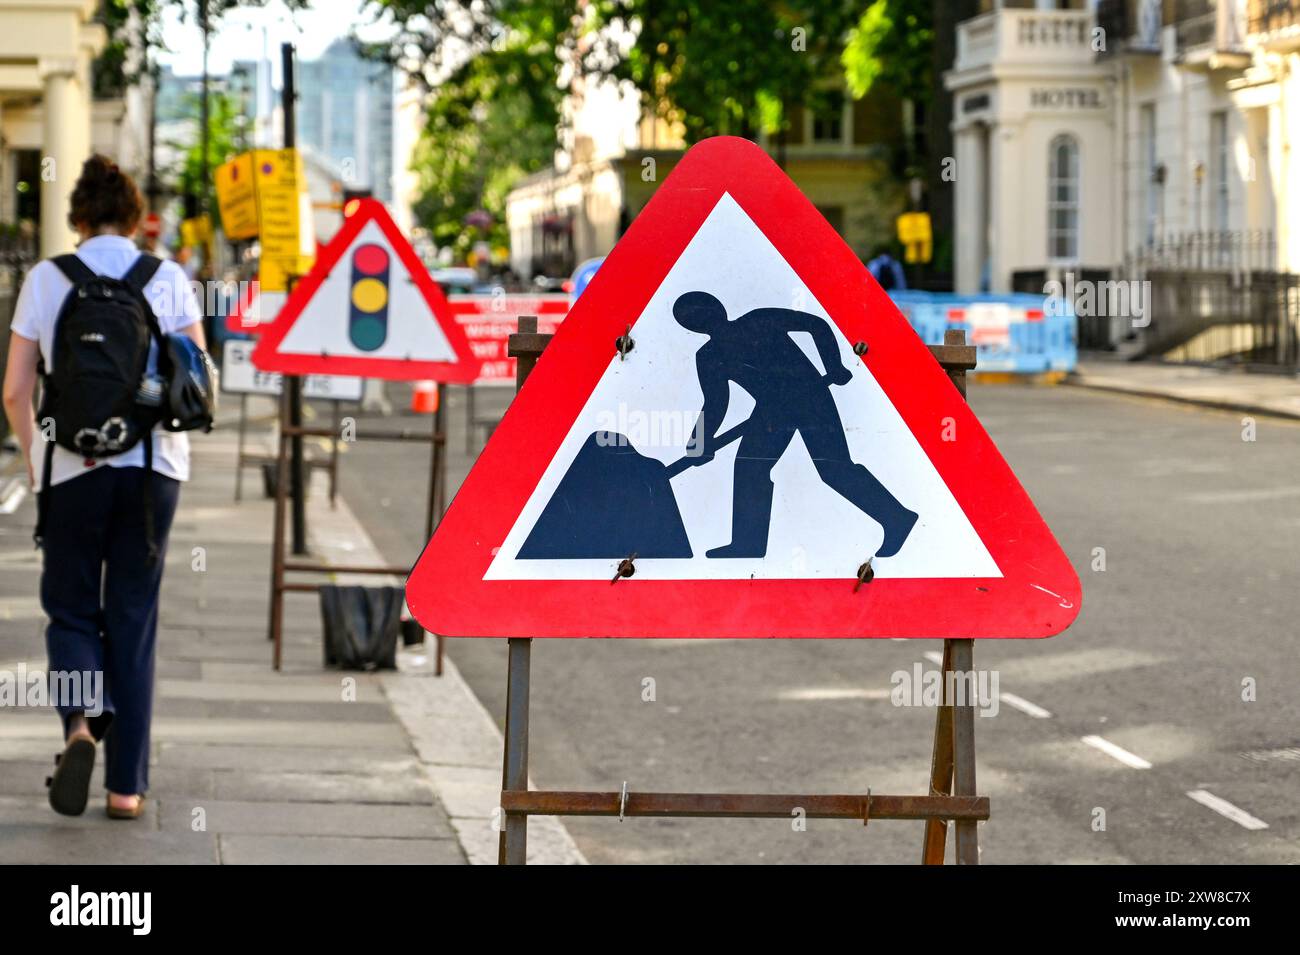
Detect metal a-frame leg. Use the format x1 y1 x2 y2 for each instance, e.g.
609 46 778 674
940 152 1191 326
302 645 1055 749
921 637 979 864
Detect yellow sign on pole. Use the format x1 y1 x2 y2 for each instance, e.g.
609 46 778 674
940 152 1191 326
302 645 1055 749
214 153 258 241
211 148 315 291
896 211 933 265
253 149 315 292
179 214 213 248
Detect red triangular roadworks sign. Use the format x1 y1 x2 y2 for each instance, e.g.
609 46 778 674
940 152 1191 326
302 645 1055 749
224 277 286 334
406 137 1081 638
252 198 476 382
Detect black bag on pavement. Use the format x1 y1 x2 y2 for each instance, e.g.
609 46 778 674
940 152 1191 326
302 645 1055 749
319 585 404 670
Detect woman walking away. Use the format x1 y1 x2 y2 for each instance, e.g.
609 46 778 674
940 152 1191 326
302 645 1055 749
2 155 212 819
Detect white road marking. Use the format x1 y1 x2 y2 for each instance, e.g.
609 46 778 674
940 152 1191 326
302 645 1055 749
995 647 1165 684
999 692 1052 719
1239 747 1300 763
1186 790 1269 830
0 479 27 515
777 687 892 702
1081 735 1152 769
1183 486 1300 504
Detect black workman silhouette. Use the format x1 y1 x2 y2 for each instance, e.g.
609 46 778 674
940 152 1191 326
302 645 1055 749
674 291 919 559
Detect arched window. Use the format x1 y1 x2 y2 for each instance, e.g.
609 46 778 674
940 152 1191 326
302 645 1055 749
1048 135 1080 262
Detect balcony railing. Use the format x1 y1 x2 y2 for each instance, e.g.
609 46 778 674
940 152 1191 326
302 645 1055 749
1096 0 1164 54
1248 0 1300 36
1175 0 1248 58
954 8 1097 73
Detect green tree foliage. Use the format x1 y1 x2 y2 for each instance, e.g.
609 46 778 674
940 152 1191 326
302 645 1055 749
410 88 557 259
365 1 934 255
167 90 242 226
361 1 615 255
610 1 863 144
842 0 934 105
92 0 160 97
92 0 310 97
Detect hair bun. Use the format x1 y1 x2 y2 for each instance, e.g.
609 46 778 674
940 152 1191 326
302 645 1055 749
82 154 121 182
68 154 142 233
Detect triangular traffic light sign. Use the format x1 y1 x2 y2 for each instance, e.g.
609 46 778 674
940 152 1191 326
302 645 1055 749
252 198 476 382
406 137 1081 639
224 277 286 334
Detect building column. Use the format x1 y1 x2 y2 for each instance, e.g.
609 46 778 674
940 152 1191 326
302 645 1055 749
39 58 86 257
989 124 1011 293
1277 57 1297 274
952 122 986 294
0 103 10 224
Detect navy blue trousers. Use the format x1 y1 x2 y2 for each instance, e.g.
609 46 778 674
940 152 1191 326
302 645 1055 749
41 466 180 795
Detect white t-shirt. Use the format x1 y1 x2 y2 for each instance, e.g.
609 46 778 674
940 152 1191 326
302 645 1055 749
11 235 203 487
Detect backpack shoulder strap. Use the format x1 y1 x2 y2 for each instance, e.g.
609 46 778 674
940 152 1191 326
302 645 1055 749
123 253 163 295
50 254 96 286
123 253 167 345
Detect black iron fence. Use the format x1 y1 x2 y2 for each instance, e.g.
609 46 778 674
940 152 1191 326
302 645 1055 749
1143 270 1300 367
1129 229 1276 273
1126 230 1300 368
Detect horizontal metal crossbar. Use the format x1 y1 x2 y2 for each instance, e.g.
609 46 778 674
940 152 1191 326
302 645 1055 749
281 424 444 443
282 561 411 576
925 343 978 370
500 790 989 821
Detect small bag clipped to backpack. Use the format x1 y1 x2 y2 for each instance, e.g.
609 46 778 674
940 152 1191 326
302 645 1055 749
33 252 217 562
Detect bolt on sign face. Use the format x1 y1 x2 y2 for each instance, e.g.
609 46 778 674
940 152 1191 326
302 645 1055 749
406 137 1081 639
251 198 477 382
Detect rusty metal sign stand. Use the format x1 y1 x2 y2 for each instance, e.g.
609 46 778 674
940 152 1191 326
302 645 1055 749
265 377 449 673
235 393 343 508
496 319 987 865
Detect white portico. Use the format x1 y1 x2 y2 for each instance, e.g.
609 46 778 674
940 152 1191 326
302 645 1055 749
945 3 1117 293
0 0 106 256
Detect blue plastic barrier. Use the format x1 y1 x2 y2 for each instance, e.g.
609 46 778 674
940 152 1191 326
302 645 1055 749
886 290 1076 374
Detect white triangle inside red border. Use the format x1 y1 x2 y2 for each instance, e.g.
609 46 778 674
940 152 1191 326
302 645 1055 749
485 194 1001 582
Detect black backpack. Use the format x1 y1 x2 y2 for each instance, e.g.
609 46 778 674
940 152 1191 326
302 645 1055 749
34 253 168 558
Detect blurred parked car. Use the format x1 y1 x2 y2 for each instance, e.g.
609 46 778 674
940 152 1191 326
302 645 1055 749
431 267 478 295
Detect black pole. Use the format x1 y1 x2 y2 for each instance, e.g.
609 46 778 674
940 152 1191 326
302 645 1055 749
144 19 159 208
199 0 210 217
282 41 307 555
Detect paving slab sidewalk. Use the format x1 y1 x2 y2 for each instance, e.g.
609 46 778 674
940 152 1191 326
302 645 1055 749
1068 359 1300 420
0 398 583 865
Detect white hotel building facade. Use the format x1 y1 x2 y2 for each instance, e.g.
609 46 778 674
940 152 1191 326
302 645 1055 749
946 0 1300 363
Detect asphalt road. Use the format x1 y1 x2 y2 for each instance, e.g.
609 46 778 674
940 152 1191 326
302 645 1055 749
339 382 1299 864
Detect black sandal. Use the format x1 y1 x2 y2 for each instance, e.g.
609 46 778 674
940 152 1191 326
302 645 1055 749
46 736 96 816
